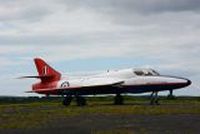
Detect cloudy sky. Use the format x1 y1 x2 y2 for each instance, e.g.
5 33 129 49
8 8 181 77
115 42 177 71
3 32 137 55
0 0 199 96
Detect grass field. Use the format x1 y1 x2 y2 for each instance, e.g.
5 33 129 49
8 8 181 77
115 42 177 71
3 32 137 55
0 96 200 134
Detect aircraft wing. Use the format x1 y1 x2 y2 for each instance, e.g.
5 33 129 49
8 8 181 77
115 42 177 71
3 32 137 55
26 79 124 93
80 77 124 88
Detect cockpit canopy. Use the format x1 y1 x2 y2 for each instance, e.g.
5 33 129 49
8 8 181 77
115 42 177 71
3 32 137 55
134 69 160 76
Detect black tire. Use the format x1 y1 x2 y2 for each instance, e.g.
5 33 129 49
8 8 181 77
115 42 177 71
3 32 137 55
76 96 86 106
62 96 73 106
114 94 124 105
155 99 160 105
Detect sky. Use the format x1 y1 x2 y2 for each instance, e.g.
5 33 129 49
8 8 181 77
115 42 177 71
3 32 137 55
0 0 199 96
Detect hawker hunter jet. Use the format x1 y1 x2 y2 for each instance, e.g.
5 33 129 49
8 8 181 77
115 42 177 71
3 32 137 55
21 58 191 106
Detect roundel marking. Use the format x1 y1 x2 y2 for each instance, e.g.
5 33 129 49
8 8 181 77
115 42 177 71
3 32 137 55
61 81 70 88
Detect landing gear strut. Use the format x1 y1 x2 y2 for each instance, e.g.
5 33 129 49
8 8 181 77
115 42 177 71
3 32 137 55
167 90 175 99
150 91 159 105
63 95 73 106
76 96 87 106
114 94 124 105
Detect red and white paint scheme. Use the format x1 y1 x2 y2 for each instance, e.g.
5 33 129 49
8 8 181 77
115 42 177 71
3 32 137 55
22 58 191 106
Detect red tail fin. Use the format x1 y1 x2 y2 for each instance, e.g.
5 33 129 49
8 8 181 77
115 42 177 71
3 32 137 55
34 58 61 82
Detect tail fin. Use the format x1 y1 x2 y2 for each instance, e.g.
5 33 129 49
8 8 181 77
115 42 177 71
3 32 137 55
34 58 61 82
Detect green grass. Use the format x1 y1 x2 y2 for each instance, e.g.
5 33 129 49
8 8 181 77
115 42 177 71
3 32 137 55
0 96 200 129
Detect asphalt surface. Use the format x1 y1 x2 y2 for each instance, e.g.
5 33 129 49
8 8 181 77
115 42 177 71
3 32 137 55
1 114 200 134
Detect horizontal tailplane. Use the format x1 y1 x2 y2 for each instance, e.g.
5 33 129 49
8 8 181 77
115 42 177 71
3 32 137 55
18 75 53 79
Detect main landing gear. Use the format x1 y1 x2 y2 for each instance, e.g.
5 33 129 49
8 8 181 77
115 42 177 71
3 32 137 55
62 95 73 106
62 95 87 106
76 96 87 106
150 91 159 105
114 94 124 105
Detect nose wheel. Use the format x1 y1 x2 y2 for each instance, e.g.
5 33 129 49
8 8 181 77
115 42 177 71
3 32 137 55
167 90 175 99
150 91 159 105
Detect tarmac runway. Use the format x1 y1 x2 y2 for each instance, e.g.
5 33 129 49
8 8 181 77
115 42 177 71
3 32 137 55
1 113 200 134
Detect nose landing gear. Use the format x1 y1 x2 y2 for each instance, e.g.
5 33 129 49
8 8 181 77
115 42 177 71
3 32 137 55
167 90 175 99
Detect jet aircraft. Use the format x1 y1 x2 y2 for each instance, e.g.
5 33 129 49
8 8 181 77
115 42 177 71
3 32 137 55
21 58 191 106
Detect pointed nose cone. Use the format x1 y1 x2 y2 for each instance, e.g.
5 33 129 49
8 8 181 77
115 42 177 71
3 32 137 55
171 77 192 88
179 78 192 87
161 75 192 89
186 79 192 86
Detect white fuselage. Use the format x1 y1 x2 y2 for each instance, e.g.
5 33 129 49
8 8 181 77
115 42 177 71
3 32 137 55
56 68 191 94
